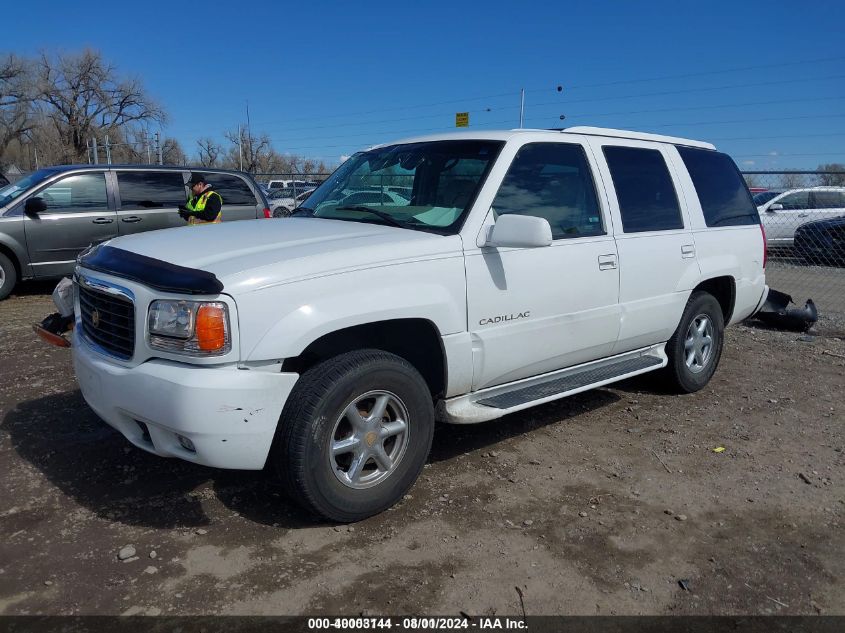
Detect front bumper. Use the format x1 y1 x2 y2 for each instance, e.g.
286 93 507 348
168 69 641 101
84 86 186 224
73 329 298 470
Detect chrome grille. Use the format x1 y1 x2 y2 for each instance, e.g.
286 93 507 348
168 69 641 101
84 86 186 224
79 284 135 360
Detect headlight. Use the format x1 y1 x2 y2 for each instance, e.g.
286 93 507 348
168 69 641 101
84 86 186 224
148 300 231 356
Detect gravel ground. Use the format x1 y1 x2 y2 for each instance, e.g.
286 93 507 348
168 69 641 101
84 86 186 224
0 282 843 616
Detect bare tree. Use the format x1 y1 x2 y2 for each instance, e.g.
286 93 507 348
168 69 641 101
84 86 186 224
162 138 187 165
35 49 165 162
0 54 34 167
779 171 806 189
196 137 222 167
224 127 272 173
816 163 845 187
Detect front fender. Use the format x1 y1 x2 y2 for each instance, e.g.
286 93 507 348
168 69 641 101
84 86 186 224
0 216 31 278
235 257 468 362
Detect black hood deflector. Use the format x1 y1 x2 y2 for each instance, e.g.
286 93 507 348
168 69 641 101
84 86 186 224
79 245 224 295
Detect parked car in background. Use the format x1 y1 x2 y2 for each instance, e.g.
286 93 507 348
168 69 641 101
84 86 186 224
757 187 845 247
267 179 321 191
752 190 782 207
0 165 270 300
269 188 313 216
793 214 845 265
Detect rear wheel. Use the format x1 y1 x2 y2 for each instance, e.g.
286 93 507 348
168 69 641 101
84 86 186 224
661 291 724 393
271 349 434 522
0 252 17 301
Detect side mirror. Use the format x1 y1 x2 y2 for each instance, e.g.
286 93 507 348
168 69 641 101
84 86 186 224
768 203 784 212
485 214 552 248
24 196 47 216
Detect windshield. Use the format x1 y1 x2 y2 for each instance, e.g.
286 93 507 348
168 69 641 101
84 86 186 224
0 169 60 207
302 140 504 233
753 191 781 206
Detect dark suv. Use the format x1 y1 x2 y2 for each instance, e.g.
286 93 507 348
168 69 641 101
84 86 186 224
0 165 271 299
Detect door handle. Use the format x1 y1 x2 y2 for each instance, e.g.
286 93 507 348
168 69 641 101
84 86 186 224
598 254 617 270
121 216 142 223
681 244 696 258
92 217 114 224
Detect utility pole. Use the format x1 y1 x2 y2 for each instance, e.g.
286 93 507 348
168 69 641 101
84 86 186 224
155 131 163 165
238 124 243 171
33 144 39 169
146 131 152 164
246 100 253 171
92 137 99 164
86 140 91 164
105 134 112 164
519 88 525 128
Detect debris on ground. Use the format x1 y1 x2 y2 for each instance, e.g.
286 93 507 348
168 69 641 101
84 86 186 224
753 288 818 332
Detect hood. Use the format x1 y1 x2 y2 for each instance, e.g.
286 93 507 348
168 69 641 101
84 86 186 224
104 218 463 295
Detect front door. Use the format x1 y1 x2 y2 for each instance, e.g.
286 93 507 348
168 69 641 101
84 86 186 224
23 172 117 278
465 141 621 391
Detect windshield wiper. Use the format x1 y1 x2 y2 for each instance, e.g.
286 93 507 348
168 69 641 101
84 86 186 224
334 206 405 228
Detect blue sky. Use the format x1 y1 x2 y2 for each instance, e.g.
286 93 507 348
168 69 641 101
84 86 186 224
6 0 845 169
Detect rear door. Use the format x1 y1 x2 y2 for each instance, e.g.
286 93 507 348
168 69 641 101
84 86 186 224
589 141 701 354
23 171 117 278
809 190 845 225
114 170 188 235
208 173 261 222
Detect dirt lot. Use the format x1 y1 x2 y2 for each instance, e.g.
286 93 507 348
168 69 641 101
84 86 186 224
1 282 843 617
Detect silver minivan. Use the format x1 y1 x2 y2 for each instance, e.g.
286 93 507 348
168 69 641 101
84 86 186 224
0 165 270 299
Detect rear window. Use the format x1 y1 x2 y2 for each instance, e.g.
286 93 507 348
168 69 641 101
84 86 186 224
677 147 760 227
116 171 185 209
603 146 683 233
210 175 257 205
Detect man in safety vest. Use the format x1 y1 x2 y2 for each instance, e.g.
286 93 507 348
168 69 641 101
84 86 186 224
179 173 223 224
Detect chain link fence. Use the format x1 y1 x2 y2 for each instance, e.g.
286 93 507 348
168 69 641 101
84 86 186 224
742 171 845 316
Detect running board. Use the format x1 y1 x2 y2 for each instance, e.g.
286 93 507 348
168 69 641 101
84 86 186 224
438 344 667 424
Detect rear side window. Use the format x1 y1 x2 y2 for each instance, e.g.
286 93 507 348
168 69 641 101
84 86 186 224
211 175 256 205
603 146 683 233
116 171 185 209
811 190 845 209
493 142 603 239
677 147 759 226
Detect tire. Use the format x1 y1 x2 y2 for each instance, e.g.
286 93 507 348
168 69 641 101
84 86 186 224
271 349 434 522
661 291 725 394
0 252 17 301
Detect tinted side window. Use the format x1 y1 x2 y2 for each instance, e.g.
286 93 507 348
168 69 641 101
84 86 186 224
39 173 108 213
811 191 845 209
117 171 185 209
777 192 810 210
677 147 760 226
492 142 603 239
603 146 683 233
211 175 256 205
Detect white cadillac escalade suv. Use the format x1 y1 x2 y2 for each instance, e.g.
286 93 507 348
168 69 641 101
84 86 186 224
72 127 768 521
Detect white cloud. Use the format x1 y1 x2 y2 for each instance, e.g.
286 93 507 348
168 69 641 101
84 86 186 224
742 160 756 166
768 151 779 156
339 154 351 163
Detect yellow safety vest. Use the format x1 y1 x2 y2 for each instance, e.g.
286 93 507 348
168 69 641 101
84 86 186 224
185 190 223 225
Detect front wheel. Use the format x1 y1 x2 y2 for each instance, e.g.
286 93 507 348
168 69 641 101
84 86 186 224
661 291 725 393
271 349 434 522
0 252 17 301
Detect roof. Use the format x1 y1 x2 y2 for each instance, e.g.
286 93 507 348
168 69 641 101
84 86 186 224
375 127 716 150
39 164 252 176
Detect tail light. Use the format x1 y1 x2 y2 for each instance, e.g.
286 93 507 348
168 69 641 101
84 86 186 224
760 223 767 268
263 207 272 219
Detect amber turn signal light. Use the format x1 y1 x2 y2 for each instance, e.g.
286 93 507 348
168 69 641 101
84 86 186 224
195 304 227 351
